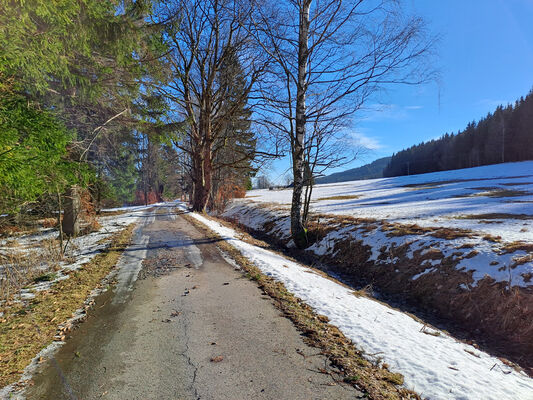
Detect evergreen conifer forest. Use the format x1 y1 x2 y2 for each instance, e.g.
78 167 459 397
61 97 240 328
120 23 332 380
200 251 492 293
384 91 533 177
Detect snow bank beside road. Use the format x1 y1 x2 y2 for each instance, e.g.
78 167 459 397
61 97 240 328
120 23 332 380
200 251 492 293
185 206 533 400
222 162 533 378
224 201 533 289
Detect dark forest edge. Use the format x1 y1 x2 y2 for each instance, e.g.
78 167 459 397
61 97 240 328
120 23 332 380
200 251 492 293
383 89 533 177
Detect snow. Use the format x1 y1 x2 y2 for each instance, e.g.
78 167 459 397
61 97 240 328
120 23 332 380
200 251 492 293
411 267 436 280
0 204 156 301
184 205 533 400
244 161 533 243
224 162 533 288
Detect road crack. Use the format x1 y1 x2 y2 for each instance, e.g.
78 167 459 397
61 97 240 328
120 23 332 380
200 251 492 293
180 309 201 400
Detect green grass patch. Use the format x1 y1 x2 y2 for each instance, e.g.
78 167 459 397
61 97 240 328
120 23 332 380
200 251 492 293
33 273 57 283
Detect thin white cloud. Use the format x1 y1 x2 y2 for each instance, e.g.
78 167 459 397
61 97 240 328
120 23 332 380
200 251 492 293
348 130 383 150
360 103 422 121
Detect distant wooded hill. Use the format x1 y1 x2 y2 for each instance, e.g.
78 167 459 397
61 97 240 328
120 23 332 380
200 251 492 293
383 90 533 177
316 157 391 184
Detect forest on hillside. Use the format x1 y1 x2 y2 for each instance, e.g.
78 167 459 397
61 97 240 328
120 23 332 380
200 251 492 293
383 90 533 177
316 157 391 184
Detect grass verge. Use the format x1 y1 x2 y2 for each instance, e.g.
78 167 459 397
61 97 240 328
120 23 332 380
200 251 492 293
456 213 533 220
0 223 136 388
183 213 420 400
318 195 361 201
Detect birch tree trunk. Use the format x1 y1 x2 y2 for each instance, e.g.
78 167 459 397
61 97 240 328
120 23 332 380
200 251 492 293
291 0 311 248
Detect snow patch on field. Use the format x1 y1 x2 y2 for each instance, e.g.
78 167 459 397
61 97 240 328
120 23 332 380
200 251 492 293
185 205 533 400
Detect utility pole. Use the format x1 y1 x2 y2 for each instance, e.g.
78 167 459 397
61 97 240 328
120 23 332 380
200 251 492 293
500 113 505 164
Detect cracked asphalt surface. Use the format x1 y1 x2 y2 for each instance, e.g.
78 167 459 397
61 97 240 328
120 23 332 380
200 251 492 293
26 207 362 399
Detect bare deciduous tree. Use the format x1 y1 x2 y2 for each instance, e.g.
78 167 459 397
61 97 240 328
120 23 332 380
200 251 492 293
248 0 436 247
154 0 266 212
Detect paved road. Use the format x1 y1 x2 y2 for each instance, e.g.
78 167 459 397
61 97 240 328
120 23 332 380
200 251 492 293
26 207 361 400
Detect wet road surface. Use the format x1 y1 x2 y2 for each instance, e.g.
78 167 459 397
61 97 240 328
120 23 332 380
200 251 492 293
26 207 361 400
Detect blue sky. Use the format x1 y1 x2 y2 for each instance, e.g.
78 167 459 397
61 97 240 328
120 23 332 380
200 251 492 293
266 0 533 183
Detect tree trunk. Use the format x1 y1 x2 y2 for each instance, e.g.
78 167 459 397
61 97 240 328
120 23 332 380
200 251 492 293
62 185 80 237
190 141 212 212
291 0 311 248
56 188 64 257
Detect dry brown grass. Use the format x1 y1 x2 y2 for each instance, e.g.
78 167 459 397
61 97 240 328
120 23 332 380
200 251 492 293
405 184 443 191
464 250 479 259
39 218 57 229
316 213 377 227
512 254 533 267
0 225 34 237
457 213 533 220
501 241 533 254
317 195 361 201
0 238 65 301
380 221 473 240
185 214 419 400
0 223 135 388
464 188 530 198
98 209 129 217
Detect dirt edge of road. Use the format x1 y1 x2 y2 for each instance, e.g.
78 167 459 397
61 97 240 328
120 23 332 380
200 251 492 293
183 212 421 400
0 223 136 390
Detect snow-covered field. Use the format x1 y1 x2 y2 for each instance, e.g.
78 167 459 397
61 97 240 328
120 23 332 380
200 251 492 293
186 206 533 400
248 161 533 243
228 161 533 289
